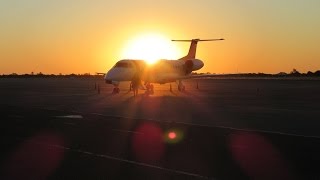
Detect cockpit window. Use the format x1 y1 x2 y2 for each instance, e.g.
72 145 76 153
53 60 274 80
115 62 132 68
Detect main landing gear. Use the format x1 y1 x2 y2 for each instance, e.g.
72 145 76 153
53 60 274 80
145 82 154 95
178 80 185 92
112 85 120 94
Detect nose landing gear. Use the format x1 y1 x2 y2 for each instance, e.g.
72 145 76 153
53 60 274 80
145 82 154 95
112 85 120 94
178 80 185 92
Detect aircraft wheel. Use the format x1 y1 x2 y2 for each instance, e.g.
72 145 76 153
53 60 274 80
115 87 120 93
178 84 185 92
150 84 154 94
112 87 120 94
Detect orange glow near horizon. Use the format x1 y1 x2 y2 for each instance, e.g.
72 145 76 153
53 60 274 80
0 1 320 74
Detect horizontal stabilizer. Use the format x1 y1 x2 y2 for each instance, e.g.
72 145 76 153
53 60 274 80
172 38 224 60
172 38 224 42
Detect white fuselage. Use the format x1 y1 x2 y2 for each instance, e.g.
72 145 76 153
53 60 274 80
104 58 204 84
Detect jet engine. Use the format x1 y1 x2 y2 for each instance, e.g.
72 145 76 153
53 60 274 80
184 60 194 75
183 59 204 75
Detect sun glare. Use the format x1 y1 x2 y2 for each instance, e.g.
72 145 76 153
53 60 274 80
121 33 181 64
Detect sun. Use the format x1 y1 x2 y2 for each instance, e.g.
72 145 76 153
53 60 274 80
121 33 181 64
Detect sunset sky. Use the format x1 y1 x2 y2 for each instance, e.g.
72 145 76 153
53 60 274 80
1 0 320 74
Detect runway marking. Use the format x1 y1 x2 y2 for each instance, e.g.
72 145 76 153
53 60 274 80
90 113 126 119
170 122 320 139
23 139 214 180
91 113 102 116
111 129 144 135
33 107 320 139
90 113 161 122
55 115 83 119
27 94 95 97
37 107 83 115
90 113 320 139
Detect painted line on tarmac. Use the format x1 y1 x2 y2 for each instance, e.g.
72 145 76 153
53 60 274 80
34 107 320 140
170 122 320 139
91 113 107 116
91 113 129 118
111 129 144 135
25 139 214 180
27 94 95 97
55 115 83 119
90 113 320 139
212 125 320 139
90 113 162 123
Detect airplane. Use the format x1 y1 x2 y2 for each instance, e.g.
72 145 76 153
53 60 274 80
102 38 224 94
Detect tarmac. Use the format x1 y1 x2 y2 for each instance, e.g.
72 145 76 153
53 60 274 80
0 77 320 179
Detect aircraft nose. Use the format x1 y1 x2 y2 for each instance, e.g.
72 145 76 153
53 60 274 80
104 67 135 82
105 69 116 81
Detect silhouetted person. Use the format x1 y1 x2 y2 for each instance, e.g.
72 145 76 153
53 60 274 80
131 72 141 97
149 83 154 94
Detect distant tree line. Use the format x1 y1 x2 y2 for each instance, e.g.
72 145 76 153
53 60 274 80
1 69 320 78
0 72 102 78
191 69 320 78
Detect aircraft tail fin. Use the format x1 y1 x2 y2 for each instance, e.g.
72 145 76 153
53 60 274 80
172 39 224 61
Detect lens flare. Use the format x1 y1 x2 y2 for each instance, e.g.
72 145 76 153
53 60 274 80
164 129 184 144
132 122 165 163
4 132 65 179
168 132 177 139
228 132 292 179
